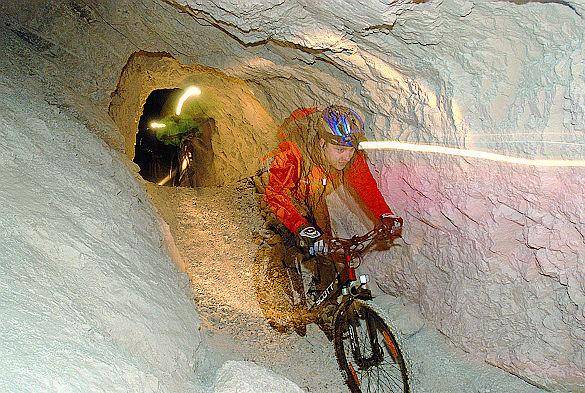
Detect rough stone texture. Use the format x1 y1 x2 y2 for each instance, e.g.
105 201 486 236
367 152 585 391
174 0 585 158
0 36 213 391
109 52 279 184
213 361 304 393
1 0 584 390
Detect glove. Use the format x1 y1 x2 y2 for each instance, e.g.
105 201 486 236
380 213 403 236
297 225 328 256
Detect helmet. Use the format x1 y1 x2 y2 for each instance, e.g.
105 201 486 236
322 105 365 147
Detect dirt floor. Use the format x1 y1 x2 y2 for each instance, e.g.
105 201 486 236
146 181 347 392
145 181 546 393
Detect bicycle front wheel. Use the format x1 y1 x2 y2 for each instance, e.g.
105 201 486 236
333 301 410 393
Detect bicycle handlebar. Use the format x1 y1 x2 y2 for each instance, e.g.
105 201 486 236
327 223 401 259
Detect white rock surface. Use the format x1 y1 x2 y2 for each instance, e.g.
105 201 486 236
0 46 212 392
370 152 585 391
213 361 304 393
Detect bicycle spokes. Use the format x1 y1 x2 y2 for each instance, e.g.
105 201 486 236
334 302 410 393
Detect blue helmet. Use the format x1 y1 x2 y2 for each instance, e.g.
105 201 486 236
322 105 365 147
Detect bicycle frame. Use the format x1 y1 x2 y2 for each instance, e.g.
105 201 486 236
305 225 398 316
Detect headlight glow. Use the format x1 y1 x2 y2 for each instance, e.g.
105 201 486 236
175 85 202 115
359 141 585 168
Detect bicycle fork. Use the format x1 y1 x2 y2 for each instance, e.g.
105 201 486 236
347 305 384 369
337 253 383 368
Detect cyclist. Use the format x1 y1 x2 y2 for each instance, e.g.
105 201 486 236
256 105 402 335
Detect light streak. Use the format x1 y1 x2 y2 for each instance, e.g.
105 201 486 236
359 141 585 167
157 169 177 186
149 121 166 129
473 140 585 147
175 85 201 115
471 132 584 137
157 173 172 186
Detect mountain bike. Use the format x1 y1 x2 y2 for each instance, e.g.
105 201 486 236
292 223 410 393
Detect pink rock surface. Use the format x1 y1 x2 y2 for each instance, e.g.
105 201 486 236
370 151 584 391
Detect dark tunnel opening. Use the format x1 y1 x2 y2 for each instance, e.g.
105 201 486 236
135 88 181 186
134 88 216 187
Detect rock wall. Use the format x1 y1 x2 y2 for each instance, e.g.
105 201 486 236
0 28 213 390
366 152 584 391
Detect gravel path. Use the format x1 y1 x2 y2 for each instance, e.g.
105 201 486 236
147 182 546 393
148 182 347 391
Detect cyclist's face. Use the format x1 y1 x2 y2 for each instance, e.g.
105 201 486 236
321 139 355 170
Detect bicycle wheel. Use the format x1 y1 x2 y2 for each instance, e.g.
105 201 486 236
333 301 410 393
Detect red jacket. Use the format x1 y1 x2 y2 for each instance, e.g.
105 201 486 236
264 141 393 234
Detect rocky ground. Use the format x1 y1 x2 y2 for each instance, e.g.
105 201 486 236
147 181 347 391
146 181 546 393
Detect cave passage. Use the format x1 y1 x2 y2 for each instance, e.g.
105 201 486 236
134 87 218 187
135 88 182 186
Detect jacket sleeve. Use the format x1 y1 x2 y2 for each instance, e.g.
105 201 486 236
263 142 309 234
346 152 393 219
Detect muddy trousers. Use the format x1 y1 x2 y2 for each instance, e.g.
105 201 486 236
252 231 337 332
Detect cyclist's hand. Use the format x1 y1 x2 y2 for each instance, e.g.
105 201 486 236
380 213 403 237
297 225 329 256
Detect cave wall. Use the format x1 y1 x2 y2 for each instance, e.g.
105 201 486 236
367 153 584 391
1 0 584 390
0 28 215 391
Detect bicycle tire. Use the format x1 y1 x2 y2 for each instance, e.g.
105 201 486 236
333 301 410 393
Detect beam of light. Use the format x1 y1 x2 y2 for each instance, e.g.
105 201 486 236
175 85 201 115
157 169 177 186
473 140 585 147
157 173 172 186
358 141 585 167
470 132 584 137
149 121 166 129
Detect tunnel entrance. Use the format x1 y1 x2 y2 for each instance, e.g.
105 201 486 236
134 88 217 187
108 51 279 186
135 88 178 185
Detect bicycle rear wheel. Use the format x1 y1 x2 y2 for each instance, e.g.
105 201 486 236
333 301 410 393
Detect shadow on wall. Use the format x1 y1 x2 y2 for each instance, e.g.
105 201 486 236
109 51 279 186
